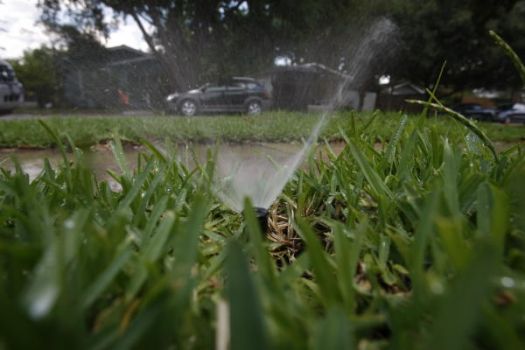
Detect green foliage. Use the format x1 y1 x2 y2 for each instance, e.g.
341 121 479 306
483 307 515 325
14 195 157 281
0 114 524 348
10 47 60 107
490 30 525 86
388 0 525 90
39 0 373 88
37 0 525 92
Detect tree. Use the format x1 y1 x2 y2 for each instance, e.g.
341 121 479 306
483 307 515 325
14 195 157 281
10 47 60 107
388 0 525 92
8 26 111 108
37 0 384 90
37 0 525 95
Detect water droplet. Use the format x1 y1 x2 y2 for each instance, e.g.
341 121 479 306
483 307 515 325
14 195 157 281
501 276 515 289
28 285 58 319
64 219 75 230
429 280 444 295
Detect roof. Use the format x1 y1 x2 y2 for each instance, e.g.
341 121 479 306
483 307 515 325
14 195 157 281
107 45 148 56
387 82 426 95
105 54 156 67
106 45 151 64
231 76 257 81
273 63 350 80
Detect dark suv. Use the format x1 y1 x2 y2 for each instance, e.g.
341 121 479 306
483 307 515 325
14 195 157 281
166 77 271 116
0 60 24 114
452 103 496 121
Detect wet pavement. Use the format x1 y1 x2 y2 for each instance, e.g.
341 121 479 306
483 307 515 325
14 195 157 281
0 142 346 184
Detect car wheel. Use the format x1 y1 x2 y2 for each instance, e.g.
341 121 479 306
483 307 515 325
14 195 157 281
180 99 198 117
246 100 262 115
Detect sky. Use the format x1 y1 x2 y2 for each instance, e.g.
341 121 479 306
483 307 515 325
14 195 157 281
0 0 149 59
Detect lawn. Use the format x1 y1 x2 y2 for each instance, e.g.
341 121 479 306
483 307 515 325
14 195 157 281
0 111 524 349
0 110 524 148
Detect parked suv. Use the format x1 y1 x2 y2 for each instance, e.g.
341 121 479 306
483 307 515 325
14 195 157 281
0 60 24 115
495 103 525 124
166 77 271 116
452 103 496 121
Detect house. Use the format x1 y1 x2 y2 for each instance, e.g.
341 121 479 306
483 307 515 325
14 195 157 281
376 82 426 113
265 63 377 111
62 46 167 109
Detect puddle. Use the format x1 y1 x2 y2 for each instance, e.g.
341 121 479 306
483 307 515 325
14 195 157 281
2 139 518 188
0 144 140 183
0 142 346 186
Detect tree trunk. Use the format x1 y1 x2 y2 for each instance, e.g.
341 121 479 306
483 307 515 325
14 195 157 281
129 8 183 91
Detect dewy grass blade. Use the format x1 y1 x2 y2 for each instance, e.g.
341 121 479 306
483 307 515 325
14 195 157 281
170 195 208 280
314 308 354 350
111 136 131 179
397 129 418 181
442 140 460 216
476 182 509 256
127 211 176 300
406 99 498 161
140 137 168 163
333 220 366 314
384 114 408 171
296 217 340 307
117 161 155 210
225 240 269 350
423 60 447 117
81 245 133 310
132 168 165 227
490 30 525 84
345 136 394 201
142 195 169 240
410 190 440 298
421 240 499 350
23 241 60 320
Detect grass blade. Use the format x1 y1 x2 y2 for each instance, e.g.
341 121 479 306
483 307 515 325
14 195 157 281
225 240 269 350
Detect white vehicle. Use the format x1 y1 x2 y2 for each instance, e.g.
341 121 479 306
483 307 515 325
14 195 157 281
0 59 24 114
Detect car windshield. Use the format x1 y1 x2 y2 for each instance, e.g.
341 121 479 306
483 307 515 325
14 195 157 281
0 64 15 82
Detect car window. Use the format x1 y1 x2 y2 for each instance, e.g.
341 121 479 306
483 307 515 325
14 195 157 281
205 85 226 93
227 82 246 90
0 65 15 82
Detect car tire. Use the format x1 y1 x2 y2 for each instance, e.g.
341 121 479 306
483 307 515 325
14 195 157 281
246 100 262 115
179 99 198 117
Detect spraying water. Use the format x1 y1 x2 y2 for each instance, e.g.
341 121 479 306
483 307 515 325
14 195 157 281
213 18 398 213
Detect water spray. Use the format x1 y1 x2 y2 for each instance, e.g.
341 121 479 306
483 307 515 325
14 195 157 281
211 18 399 234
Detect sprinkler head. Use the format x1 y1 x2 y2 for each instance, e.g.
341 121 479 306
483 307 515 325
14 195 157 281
254 207 269 234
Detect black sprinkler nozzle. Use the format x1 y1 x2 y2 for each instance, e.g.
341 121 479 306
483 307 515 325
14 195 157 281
254 207 269 234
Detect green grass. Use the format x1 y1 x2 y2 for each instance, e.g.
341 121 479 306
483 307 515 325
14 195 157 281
0 111 523 148
0 113 524 349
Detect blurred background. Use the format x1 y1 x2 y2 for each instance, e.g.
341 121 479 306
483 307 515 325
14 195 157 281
1 0 524 115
